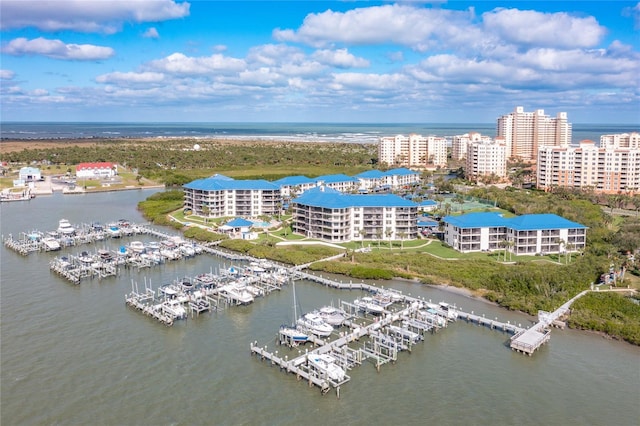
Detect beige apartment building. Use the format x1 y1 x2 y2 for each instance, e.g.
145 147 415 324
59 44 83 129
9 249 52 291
465 139 508 182
497 106 571 160
378 134 448 168
537 133 640 194
452 132 493 160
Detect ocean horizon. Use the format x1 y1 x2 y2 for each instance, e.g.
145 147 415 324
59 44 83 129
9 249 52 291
1 121 638 145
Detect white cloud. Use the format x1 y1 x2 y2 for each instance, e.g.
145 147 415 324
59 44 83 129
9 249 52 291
622 2 640 30
246 44 306 66
0 69 16 80
147 52 246 75
273 4 467 49
96 71 165 84
143 27 159 39
312 49 369 68
1 37 115 60
0 0 190 33
482 8 607 48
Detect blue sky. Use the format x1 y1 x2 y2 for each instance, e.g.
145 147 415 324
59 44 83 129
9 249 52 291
1 1 639 123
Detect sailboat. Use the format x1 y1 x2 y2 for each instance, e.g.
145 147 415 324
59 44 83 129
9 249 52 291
279 280 309 344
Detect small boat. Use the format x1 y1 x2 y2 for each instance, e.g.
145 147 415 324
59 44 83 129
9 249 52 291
57 219 76 235
353 297 385 315
161 299 187 320
279 325 309 344
42 237 61 251
438 302 459 320
307 353 346 382
77 250 94 264
315 305 347 326
128 241 145 253
297 312 333 337
106 225 121 238
98 249 114 262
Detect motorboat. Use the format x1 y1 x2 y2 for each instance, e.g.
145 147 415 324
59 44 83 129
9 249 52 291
418 308 447 327
42 236 61 251
438 302 459 320
57 219 76 235
106 224 121 238
128 241 145 253
307 353 346 382
220 283 254 305
297 312 333 337
161 299 187 320
353 297 385 315
315 305 347 326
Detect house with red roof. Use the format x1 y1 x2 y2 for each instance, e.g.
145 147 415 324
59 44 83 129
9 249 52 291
76 162 117 179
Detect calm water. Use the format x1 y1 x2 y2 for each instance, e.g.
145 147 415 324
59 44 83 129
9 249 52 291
1 122 638 145
1 190 639 426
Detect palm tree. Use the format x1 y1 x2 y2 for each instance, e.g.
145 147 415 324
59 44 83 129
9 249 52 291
201 205 210 225
375 229 383 249
359 228 366 248
565 241 575 264
443 202 452 216
556 238 566 263
385 228 393 250
398 231 407 250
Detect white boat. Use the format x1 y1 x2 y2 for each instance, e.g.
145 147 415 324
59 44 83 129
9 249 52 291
438 302 459 320
42 237 61 251
57 219 76 235
161 299 187 320
426 302 457 322
280 325 309 344
106 225 121 238
220 283 254 305
418 309 447 327
280 280 309 344
307 353 346 382
128 241 145 253
315 305 347 326
353 297 385 315
297 312 333 337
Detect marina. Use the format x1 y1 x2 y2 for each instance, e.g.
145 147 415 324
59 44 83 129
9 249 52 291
2 186 638 425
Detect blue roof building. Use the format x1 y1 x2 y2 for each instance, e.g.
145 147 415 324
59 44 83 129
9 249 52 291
183 175 280 219
292 187 418 242
272 175 317 197
442 212 587 256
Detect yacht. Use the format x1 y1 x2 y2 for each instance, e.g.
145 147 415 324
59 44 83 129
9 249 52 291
161 299 187 320
307 354 346 382
279 325 309 344
353 297 385 315
297 312 333 337
57 219 76 236
315 305 347 326
42 237 61 251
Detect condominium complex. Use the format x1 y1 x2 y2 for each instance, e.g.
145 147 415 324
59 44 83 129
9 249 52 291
291 186 418 242
183 169 422 220
465 139 508 182
443 212 586 255
451 132 492 161
537 133 640 194
497 106 571 160
183 174 280 218
378 134 448 168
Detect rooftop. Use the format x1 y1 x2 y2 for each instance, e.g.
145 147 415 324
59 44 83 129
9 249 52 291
294 186 417 209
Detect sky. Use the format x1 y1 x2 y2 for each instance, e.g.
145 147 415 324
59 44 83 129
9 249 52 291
0 0 639 123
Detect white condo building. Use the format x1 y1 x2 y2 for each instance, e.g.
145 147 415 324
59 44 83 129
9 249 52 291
465 139 507 182
452 132 493 160
497 106 571 160
378 134 448 168
537 133 640 194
